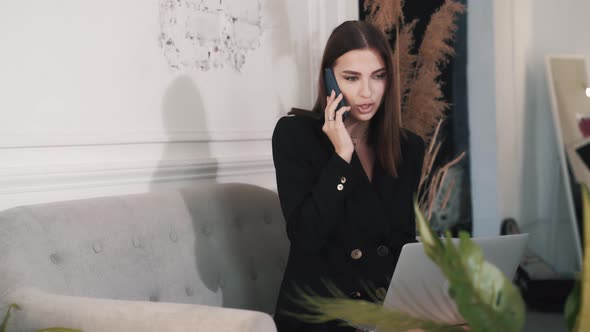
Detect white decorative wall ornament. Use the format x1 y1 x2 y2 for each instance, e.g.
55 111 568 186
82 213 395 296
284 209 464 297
159 0 263 71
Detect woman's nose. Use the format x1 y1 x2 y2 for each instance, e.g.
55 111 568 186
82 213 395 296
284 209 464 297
360 80 372 98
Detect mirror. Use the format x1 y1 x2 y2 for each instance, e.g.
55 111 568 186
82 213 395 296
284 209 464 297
545 55 587 269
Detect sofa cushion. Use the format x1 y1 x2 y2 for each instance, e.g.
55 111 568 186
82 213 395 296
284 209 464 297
0 183 289 315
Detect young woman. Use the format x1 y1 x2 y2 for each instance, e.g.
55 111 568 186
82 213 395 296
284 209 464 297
271 20 425 332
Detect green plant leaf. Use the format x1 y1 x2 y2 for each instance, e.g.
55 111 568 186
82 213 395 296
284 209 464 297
285 197 526 332
565 278 581 332
571 184 590 331
283 283 465 332
1 304 21 332
414 198 526 332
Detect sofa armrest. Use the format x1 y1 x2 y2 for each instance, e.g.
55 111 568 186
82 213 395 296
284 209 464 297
4 287 276 332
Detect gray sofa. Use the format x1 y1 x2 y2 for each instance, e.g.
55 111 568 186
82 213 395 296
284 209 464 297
0 183 289 331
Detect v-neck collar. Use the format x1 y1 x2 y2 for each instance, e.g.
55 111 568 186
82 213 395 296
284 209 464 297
351 149 378 185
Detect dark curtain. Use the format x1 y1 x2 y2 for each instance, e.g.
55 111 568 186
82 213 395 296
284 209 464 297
359 0 472 233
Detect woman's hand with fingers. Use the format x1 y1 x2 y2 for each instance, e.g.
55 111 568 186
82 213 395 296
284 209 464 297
322 90 353 162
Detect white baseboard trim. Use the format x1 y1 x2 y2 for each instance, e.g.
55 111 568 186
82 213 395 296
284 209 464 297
0 155 275 194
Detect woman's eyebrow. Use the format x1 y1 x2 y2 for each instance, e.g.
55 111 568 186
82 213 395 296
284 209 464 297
341 67 387 75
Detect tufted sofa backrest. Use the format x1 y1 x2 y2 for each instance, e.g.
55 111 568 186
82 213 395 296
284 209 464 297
0 183 289 315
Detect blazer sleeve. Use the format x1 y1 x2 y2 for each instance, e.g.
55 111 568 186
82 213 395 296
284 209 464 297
272 117 360 253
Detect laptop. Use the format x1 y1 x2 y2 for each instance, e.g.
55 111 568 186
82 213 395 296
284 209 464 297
347 234 528 331
383 234 528 325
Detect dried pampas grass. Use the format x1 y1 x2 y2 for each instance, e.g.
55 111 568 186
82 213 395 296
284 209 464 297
365 0 466 224
364 0 404 33
367 0 465 144
405 0 465 141
394 19 418 102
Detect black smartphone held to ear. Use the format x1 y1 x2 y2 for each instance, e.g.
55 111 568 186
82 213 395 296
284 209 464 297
324 68 349 120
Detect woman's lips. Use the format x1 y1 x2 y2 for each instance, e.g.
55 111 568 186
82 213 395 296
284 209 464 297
355 103 374 114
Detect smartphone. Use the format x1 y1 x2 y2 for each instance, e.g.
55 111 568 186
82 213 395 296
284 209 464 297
324 68 349 120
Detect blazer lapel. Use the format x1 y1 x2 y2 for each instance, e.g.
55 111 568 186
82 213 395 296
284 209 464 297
373 161 398 221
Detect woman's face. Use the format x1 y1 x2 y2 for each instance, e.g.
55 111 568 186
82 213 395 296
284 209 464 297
332 48 387 123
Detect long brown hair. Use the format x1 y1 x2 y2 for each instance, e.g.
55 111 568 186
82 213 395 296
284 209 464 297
291 20 404 177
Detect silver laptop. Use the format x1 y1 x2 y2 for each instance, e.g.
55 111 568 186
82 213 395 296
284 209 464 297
383 234 528 325
347 234 528 331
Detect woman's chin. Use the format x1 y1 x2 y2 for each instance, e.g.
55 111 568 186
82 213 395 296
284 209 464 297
349 111 375 122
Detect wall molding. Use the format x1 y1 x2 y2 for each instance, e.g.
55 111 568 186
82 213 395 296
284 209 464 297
0 130 273 148
0 155 274 195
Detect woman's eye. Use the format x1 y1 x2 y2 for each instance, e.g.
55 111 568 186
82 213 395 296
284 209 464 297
344 76 359 81
373 73 387 80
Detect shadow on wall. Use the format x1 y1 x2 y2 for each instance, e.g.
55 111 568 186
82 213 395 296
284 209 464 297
266 0 312 115
152 72 287 311
519 60 541 233
151 74 218 191
147 0 306 310
152 74 221 304
178 183 289 314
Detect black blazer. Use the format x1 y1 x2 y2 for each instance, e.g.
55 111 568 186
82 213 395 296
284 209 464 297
271 114 425 332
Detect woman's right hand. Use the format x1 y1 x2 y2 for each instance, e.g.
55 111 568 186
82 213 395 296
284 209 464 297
322 91 353 163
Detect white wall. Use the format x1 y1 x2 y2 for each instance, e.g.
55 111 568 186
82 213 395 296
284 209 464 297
524 0 590 272
467 0 501 238
0 0 358 211
469 0 586 272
